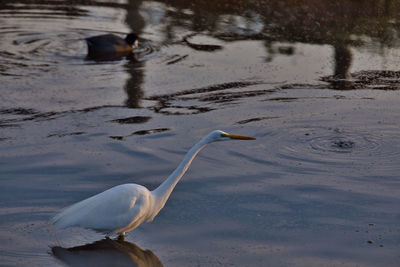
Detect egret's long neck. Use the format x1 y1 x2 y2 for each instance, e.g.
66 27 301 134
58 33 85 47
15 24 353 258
152 137 209 209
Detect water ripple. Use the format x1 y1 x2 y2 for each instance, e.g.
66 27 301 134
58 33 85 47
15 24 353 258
275 126 400 174
0 29 85 77
308 128 378 154
0 26 156 78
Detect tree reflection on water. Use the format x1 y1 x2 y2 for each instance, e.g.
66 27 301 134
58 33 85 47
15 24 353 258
122 0 400 107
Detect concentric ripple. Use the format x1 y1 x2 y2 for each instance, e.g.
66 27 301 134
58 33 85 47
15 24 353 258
0 27 85 77
276 126 400 174
133 40 158 61
308 128 378 154
0 2 157 78
0 3 88 76
0 2 158 112
1 28 157 76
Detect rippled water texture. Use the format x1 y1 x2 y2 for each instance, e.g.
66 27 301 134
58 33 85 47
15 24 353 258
1 1 400 266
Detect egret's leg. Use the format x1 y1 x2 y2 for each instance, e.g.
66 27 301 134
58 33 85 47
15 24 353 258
117 232 125 241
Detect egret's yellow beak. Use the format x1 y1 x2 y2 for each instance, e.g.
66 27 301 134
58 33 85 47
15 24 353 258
223 133 256 140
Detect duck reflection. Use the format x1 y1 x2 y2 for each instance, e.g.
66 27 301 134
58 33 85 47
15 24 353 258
85 50 141 62
52 238 163 267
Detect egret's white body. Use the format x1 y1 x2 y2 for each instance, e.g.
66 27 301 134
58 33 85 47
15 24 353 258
52 130 255 237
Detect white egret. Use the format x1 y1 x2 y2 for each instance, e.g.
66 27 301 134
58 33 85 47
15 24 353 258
51 130 255 238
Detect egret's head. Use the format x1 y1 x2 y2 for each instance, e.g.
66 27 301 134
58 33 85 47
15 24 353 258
207 130 256 143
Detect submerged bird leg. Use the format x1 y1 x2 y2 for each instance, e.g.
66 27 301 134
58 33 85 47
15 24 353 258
117 233 125 241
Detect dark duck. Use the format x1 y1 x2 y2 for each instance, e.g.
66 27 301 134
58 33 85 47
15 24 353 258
85 33 139 56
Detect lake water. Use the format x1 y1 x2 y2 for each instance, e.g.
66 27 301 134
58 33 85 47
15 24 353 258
1 0 400 266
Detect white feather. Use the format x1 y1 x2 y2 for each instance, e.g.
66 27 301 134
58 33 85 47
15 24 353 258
51 130 255 236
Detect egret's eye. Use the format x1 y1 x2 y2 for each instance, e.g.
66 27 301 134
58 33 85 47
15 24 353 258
51 129 253 238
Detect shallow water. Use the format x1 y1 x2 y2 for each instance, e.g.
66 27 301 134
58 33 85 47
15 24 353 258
1 0 400 266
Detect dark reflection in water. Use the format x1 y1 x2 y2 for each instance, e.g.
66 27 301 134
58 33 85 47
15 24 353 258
125 60 145 109
149 0 399 49
110 127 170 140
126 0 146 34
175 0 396 42
85 52 137 62
145 81 269 115
52 238 163 267
323 70 400 90
146 0 400 93
111 116 152 124
1 0 400 113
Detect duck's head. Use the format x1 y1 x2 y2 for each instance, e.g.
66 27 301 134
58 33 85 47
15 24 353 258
125 33 139 48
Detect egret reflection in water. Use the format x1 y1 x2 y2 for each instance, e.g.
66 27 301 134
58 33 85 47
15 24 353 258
52 238 163 267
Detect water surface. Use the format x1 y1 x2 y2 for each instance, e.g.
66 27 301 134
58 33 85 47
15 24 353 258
1 0 400 266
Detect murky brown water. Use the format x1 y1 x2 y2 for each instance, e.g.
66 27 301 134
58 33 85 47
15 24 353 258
1 0 400 266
